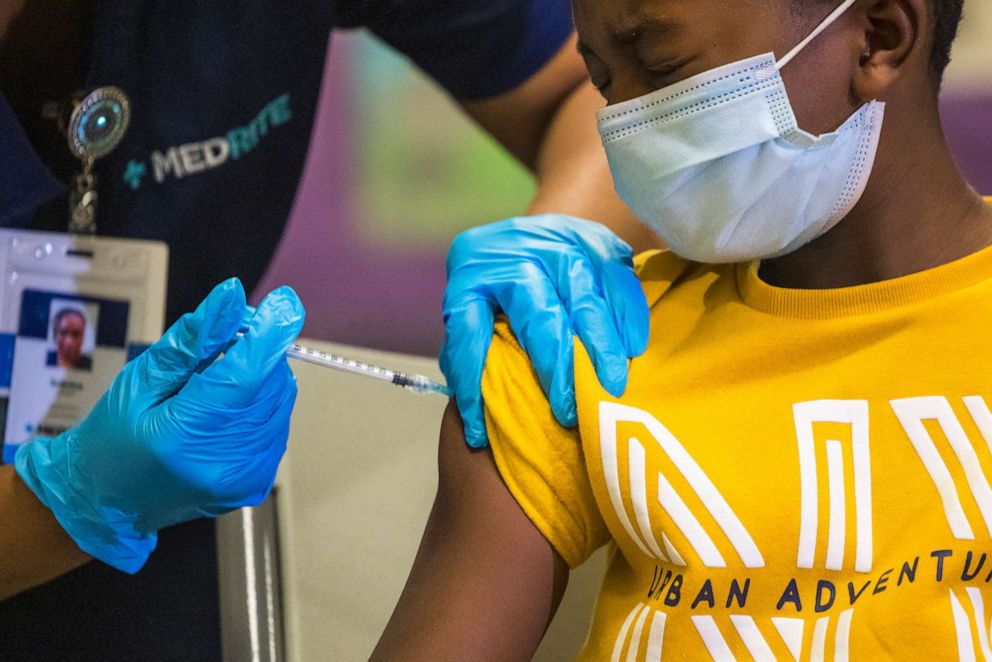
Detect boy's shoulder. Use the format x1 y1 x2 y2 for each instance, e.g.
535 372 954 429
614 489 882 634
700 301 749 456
489 250 729 353
633 249 730 308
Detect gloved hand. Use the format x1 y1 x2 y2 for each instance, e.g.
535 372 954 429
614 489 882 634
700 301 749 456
15 278 306 573
441 214 650 448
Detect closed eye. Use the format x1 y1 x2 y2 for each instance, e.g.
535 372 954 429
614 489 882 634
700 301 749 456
645 57 693 88
577 41 614 97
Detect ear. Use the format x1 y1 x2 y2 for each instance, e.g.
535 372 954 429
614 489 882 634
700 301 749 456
852 0 928 100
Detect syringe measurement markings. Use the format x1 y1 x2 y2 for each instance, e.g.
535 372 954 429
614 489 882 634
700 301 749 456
285 343 449 397
293 346 386 375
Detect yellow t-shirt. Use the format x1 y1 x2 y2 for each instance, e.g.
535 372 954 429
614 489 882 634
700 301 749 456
483 239 992 660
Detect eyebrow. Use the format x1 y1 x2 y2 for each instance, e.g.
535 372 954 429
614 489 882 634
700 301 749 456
623 15 679 41
576 14 680 57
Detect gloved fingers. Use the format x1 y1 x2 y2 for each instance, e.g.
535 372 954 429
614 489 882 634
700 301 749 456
193 303 260 374
212 373 295 506
494 262 578 427
555 255 630 398
549 333 578 428
234 358 298 448
567 224 647 358
563 218 647 358
254 356 297 413
566 216 637 265
446 223 508 276
179 286 305 411
129 278 247 407
157 361 295 511
440 297 495 448
240 304 257 328
168 359 297 439
599 260 651 358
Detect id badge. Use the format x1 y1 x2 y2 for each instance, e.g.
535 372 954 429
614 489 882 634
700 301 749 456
0 229 168 463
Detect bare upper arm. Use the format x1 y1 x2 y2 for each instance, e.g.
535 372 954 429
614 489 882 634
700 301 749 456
372 401 569 661
459 33 588 171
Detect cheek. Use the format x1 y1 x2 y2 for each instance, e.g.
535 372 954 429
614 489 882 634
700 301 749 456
780 45 861 135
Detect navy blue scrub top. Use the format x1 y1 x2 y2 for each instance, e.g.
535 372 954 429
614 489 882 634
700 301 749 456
0 1 571 659
1 0 572 324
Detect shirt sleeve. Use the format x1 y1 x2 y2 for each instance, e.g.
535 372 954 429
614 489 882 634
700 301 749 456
336 0 574 100
482 320 610 569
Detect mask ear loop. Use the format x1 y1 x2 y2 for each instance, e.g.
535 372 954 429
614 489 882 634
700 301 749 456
776 0 859 70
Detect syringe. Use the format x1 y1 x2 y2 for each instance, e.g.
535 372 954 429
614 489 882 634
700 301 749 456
286 343 451 398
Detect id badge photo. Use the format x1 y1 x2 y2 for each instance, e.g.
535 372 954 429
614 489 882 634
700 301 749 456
0 229 168 462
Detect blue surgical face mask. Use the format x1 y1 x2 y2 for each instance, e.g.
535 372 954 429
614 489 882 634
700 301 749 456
596 0 884 263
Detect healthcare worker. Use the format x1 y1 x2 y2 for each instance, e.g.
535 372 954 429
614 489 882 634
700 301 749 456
0 0 652 658
3 278 304 590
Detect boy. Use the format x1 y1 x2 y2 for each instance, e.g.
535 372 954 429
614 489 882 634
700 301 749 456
376 0 992 658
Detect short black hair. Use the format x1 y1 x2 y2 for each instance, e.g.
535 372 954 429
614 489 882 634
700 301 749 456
797 0 965 79
928 0 966 77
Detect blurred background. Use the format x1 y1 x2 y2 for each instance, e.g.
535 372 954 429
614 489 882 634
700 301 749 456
256 4 992 357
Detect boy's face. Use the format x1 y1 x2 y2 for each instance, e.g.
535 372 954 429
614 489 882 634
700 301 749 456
573 0 862 136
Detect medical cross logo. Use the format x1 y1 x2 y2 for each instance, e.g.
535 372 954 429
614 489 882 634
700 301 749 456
122 160 146 190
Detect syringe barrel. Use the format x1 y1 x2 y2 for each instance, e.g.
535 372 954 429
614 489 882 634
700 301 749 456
284 344 450 397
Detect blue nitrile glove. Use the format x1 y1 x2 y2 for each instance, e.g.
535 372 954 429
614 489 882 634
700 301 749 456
441 214 650 448
15 278 306 573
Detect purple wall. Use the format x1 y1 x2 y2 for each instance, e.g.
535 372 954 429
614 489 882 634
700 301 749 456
942 95 992 194
255 39 447 357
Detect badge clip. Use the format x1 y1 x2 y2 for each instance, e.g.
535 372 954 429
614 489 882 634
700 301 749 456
46 86 132 235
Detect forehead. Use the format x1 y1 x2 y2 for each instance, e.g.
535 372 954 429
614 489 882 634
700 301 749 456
57 313 85 327
576 0 686 32
573 0 787 46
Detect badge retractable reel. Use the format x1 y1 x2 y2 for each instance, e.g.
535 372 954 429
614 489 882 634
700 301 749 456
65 86 131 234
0 87 169 463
